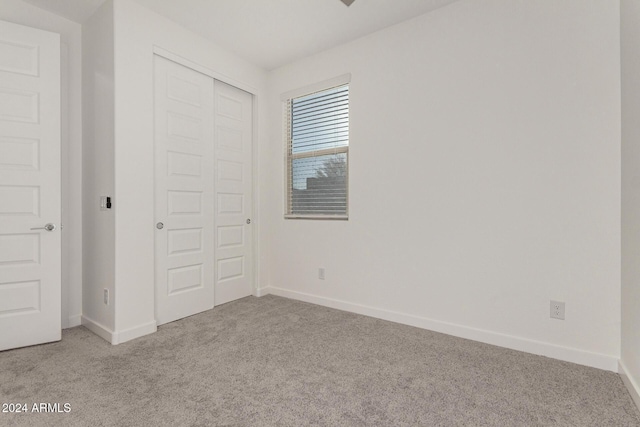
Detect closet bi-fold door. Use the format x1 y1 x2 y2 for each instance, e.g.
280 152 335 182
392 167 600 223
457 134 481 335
154 55 214 325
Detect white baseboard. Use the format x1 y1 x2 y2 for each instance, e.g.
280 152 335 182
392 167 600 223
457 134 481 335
81 315 114 343
264 286 618 372
254 287 270 297
112 320 157 345
81 315 157 345
619 360 640 411
67 314 82 328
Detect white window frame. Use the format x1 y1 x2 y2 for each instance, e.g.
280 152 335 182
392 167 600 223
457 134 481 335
282 74 351 220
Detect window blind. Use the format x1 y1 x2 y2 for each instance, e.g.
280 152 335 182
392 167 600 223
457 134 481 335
286 84 349 218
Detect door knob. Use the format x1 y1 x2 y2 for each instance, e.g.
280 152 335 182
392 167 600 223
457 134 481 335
246 219 251 224
156 222 164 229
31 223 56 232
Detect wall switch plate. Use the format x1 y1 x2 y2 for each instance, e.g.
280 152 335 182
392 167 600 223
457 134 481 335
550 300 565 320
104 289 109 305
318 268 325 280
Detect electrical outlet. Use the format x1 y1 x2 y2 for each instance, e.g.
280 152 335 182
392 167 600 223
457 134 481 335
550 300 565 320
104 289 109 305
318 268 325 280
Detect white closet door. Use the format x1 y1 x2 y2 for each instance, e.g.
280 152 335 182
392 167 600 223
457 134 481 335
154 56 214 325
214 81 253 306
0 20 61 351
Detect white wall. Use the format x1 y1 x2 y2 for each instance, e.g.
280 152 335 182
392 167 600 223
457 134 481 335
0 0 83 329
264 0 621 371
108 0 268 342
82 0 116 335
621 0 640 409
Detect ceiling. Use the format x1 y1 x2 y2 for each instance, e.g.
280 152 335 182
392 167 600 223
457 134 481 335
23 0 107 24
22 0 460 70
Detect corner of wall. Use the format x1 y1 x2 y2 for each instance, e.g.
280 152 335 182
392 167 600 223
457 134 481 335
619 360 640 411
81 0 116 334
81 315 115 344
621 0 640 414
112 320 157 345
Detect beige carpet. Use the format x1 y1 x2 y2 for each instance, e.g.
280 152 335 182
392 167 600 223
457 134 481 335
1 295 639 426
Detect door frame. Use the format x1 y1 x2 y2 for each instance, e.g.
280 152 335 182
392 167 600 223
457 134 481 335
152 46 260 307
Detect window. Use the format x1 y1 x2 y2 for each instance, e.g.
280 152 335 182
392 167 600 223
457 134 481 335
285 83 349 219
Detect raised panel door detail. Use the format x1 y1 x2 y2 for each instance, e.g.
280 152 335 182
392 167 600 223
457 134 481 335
0 280 40 316
168 264 203 295
217 127 243 152
167 190 202 216
167 75 201 107
168 228 203 256
0 186 39 216
217 256 244 282
217 160 243 182
0 234 39 266
155 55 215 325
217 94 242 120
217 193 243 215
213 80 253 306
0 40 38 76
0 136 39 170
0 19 62 351
0 88 38 123
167 112 201 141
168 151 202 178
217 226 243 248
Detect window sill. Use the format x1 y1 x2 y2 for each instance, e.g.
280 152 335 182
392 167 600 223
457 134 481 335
284 214 348 221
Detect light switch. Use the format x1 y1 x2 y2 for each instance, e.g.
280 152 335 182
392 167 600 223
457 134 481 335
100 196 112 211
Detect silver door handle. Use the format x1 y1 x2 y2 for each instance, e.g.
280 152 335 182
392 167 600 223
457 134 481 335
156 222 164 230
31 223 56 232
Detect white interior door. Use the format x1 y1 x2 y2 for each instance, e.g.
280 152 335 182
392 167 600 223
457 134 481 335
0 21 61 351
214 81 253 306
154 56 215 325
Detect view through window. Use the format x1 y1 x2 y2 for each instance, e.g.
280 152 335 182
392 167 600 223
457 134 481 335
286 84 349 218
